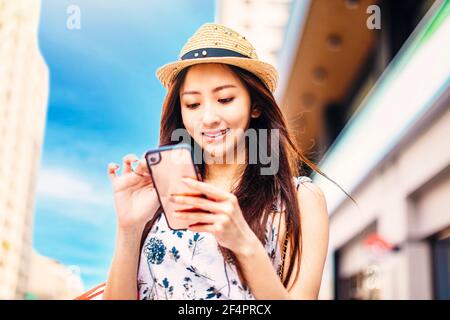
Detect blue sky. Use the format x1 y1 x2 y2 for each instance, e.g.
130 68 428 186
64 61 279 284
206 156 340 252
34 0 214 290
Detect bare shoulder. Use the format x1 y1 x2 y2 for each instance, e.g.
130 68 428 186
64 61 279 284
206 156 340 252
283 180 329 297
295 180 329 239
274 180 328 239
297 181 325 197
296 180 327 204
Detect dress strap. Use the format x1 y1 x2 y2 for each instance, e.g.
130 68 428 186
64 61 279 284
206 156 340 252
293 175 312 190
277 176 312 280
273 176 312 212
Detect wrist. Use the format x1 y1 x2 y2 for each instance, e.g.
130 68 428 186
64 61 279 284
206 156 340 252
116 224 146 248
234 231 261 259
118 224 145 235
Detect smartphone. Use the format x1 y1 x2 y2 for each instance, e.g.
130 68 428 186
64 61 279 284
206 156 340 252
145 143 207 231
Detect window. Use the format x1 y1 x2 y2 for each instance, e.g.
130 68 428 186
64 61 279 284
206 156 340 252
431 228 450 300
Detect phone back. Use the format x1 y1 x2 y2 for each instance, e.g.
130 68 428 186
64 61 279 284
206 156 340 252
145 144 203 230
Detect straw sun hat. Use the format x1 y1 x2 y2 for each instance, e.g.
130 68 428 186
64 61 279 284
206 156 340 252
155 22 279 93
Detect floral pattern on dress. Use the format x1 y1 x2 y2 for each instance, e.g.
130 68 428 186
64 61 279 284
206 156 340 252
144 238 166 265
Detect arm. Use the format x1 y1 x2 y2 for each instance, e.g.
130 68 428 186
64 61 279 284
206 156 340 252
102 225 144 300
234 181 329 299
103 154 160 300
283 181 329 299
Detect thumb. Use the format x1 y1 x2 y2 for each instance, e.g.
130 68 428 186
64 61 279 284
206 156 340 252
134 158 151 177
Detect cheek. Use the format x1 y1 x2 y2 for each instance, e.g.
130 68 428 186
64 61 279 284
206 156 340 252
181 110 198 135
225 104 251 129
225 102 252 147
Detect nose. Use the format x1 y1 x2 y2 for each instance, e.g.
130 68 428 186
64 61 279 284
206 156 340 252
201 103 220 127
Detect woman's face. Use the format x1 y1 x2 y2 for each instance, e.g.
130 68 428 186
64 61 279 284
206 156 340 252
179 63 259 161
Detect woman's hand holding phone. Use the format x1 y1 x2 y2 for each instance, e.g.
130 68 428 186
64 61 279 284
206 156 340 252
108 153 160 231
145 144 207 230
169 176 258 256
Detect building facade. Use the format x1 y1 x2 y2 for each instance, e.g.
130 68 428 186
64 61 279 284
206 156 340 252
216 0 293 69
26 250 84 300
0 0 49 299
274 0 449 299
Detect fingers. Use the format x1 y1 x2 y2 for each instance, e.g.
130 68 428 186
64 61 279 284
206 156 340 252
108 162 120 181
134 158 150 177
122 154 139 174
173 211 218 224
187 223 217 234
181 177 230 201
169 194 222 213
108 153 150 181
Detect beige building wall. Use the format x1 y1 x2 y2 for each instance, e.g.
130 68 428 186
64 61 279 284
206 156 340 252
321 97 450 299
0 0 49 299
215 0 292 69
26 250 84 300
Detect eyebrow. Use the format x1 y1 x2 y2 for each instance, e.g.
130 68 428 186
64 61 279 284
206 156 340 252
181 84 237 96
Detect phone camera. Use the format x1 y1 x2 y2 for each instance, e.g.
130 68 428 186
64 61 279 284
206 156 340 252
147 152 161 165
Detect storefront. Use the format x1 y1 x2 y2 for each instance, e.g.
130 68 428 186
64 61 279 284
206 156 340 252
312 1 450 299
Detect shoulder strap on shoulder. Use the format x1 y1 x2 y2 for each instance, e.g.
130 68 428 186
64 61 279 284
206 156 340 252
294 175 312 189
278 176 312 281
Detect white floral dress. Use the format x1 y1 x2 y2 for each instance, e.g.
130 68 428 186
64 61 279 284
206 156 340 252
137 176 312 300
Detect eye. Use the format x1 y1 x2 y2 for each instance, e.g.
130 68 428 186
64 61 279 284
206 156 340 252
185 103 200 109
218 97 234 104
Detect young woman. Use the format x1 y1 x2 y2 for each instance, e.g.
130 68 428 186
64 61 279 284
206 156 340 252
102 23 329 300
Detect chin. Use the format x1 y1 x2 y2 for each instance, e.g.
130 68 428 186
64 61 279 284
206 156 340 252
202 141 236 163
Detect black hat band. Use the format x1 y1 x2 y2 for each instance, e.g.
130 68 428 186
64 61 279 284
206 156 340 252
181 47 251 60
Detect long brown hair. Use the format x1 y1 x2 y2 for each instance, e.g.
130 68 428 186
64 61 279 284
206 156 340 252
140 63 355 290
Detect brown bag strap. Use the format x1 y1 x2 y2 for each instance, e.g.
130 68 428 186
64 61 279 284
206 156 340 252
277 218 289 281
277 176 306 281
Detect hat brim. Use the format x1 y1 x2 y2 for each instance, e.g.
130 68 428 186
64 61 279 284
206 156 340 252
156 56 278 93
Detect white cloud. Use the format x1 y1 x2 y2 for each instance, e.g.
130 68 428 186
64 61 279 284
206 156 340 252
36 166 110 206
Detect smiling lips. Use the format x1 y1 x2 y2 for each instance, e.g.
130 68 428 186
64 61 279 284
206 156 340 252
202 128 230 142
